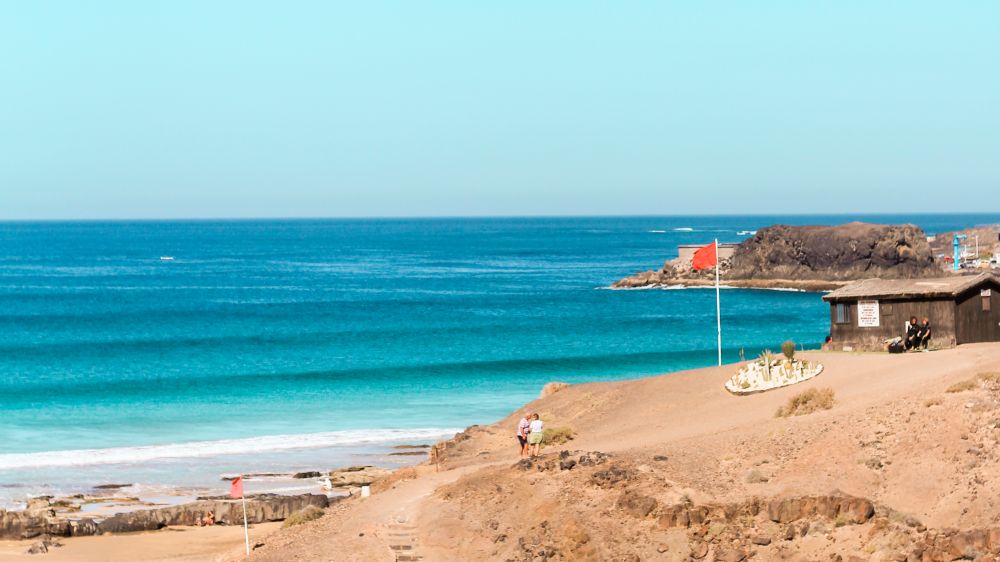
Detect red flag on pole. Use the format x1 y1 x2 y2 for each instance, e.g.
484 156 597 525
691 242 718 270
229 476 244 499
230 475 251 556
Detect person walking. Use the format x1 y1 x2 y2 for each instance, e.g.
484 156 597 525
516 412 531 458
527 413 544 458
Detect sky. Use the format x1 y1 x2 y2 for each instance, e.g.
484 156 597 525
1 1 998 219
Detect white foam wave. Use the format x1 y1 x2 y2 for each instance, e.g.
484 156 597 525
673 227 694 231
0 428 459 470
647 230 666 233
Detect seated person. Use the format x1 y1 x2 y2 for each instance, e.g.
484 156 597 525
199 511 215 526
916 317 932 350
904 316 920 350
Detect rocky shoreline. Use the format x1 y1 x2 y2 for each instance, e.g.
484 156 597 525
613 222 943 290
611 275 846 292
0 463 405 541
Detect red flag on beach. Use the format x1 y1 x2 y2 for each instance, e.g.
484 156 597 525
692 242 718 270
229 476 244 499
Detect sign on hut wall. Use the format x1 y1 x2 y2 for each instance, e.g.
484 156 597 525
857 300 880 328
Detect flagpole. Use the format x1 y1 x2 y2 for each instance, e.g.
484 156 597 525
715 239 721 366
241 492 250 556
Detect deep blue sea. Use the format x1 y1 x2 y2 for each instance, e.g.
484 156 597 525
1 214 996 504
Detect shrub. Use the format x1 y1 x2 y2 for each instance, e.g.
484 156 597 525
946 379 978 393
781 340 796 360
282 505 325 528
542 426 575 445
923 397 943 407
775 388 835 418
757 350 774 365
540 382 570 399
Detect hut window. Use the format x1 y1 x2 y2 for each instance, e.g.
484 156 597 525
835 303 851 324
985 295 992 312
882 303 893 316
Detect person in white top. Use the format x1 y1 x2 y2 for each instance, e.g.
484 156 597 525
516 412 531 458
527 413 544 458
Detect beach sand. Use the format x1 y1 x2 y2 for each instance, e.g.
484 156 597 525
238 343 1000 561
0 522 280 562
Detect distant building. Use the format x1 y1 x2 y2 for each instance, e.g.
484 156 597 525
677 243 738 263
822 273 1000 351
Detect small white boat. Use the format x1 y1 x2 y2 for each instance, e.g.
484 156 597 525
737 230 757 236
159 256 175 261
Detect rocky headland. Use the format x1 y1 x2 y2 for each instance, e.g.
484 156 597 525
613 222 941 291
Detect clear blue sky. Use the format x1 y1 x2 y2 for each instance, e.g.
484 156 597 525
1 1 998 219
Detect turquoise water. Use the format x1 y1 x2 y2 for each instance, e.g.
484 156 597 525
0 214 995 501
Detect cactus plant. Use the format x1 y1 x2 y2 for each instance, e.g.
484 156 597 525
781 340 795 360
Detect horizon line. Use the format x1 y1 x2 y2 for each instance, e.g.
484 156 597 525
2 211 999 224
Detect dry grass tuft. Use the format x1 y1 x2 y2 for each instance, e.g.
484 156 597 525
539 382 570 399
977 372 1000 386
923 397 943 407
542 426 576 445
946 379 978 393
282 505 325 528
775 388 835 418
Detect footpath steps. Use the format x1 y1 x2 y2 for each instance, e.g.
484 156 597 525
386 517 422 562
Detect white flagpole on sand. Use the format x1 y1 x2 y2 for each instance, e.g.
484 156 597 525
715 239 722 366
242 493 250 556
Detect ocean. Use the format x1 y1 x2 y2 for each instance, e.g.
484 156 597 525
1 214 996 505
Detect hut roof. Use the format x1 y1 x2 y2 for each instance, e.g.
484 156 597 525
822 272 1000 301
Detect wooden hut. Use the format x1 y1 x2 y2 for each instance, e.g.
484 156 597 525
822 272 1000 351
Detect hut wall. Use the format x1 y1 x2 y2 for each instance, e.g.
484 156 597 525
828 298 956 351
954 281 1000 344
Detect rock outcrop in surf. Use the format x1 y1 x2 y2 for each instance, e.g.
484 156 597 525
0 494 331 540
613 222 939 290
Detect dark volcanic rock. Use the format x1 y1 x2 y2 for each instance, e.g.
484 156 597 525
727 222 938 281
92 483 132 490
613 222 941 288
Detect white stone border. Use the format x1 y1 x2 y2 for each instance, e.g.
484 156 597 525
725 359 824 395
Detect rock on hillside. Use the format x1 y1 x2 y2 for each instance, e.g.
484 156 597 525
727 222 937 280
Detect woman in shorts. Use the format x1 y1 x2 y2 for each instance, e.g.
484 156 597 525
527 413 544 458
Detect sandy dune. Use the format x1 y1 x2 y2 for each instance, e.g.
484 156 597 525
241 344 1000 561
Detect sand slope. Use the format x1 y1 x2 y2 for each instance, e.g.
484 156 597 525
238 344 1000 560
0 523 280 562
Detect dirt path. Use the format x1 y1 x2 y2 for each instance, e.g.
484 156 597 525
242 462 498 562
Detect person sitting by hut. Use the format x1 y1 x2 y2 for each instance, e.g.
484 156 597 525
904 316 921 350
199 511 215 526
916 317 932 351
